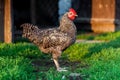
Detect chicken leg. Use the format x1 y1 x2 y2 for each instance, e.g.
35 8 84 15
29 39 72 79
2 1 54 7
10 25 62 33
53 58 67 72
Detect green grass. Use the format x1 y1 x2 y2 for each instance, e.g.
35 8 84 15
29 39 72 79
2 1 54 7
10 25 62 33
1 31 120 79
77 31 120 41
82 47 120 80
0 56 36 80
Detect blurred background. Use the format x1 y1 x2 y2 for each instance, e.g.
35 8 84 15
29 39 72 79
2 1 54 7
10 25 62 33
0 0 120 43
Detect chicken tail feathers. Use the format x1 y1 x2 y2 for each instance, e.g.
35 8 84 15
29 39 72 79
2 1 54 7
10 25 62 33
20 23 39 38
20 23 39 30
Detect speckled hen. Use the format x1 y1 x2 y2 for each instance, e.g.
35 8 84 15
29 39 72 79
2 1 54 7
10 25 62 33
20 8 77 71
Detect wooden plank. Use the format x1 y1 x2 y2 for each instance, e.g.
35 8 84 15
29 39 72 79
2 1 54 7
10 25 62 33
91 0 115 33
92 0 115 19
4 0 13 43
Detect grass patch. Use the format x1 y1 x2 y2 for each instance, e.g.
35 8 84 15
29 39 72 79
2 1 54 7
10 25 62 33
82 47 120 80
77 31 120 41
0 56 36 80
63 36 120 80
1 31 120 79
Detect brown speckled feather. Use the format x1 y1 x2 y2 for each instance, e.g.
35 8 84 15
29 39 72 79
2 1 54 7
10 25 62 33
20 12 77 59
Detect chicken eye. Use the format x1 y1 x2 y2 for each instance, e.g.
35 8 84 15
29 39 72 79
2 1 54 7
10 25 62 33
69 12 73 15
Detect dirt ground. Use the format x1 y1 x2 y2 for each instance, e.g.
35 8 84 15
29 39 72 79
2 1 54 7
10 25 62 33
31 59 88 72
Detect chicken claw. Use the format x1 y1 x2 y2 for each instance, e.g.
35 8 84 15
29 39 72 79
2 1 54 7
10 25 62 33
57 67 68 72
53 58 67 72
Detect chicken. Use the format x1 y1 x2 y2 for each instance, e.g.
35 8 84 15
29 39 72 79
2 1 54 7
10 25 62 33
20 8 77 71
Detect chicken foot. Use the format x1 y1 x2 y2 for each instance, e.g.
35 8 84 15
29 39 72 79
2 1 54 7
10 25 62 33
53 58 67 72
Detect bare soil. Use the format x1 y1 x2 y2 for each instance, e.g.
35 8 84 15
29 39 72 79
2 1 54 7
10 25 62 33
31 59 88 72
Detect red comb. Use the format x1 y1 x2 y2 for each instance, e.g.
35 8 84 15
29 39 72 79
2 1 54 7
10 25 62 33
69 8 77 14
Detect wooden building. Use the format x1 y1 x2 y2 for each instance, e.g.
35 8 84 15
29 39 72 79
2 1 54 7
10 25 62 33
74 0 120 33
0 0 120 43
0 0 58 43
